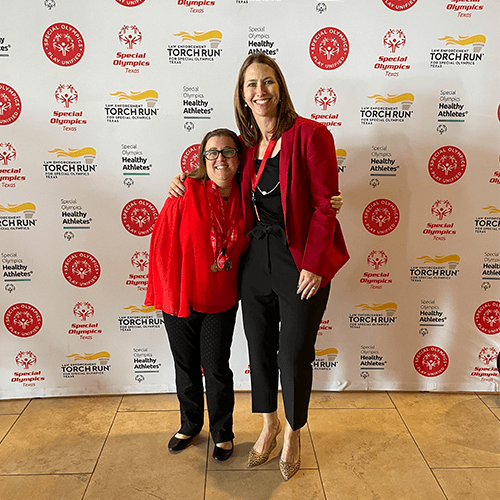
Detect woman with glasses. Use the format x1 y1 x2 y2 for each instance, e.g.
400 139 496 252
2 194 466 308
145 128 249 462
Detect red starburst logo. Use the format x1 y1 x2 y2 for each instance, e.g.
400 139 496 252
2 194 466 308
367 250 388 270
383 29 406 53
428 146 467 185
16 351 37 370
73 302 95 321
309 27 349 71
180 144 200 174
474 301 500 335
431 200 452 220
118 25 143 49
414 346 449 377
55 84 78 108
131 251 149 271
382 0 418 11
121 199 158 236
314 87 337 111
0 83 22 126
62 252 101 288
4 303 43 338
362 199 400 236
478 347 499 365
0 142 16 165
42 23 85 67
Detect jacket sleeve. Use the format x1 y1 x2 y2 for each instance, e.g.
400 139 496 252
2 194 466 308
300 124 341 277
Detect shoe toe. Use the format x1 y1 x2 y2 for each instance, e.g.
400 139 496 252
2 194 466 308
213 443 234 462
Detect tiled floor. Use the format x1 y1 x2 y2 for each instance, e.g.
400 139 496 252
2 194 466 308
0 391 499 500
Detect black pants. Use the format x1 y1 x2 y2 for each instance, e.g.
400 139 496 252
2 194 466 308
239 232 331 431
162 303 238 444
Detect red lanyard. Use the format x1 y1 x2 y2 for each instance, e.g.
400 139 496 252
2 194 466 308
251 139 276 221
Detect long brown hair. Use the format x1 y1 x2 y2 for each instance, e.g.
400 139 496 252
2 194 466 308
234 53 298 147
188 128 242 182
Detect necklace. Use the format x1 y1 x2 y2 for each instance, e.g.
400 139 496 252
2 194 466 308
257 181 280 196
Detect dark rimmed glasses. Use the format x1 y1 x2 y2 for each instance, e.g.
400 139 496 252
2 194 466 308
203 148 238 161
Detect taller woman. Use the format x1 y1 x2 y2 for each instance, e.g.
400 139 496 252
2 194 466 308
235 54 349 480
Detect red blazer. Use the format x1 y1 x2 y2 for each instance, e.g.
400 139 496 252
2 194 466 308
241 116 349 286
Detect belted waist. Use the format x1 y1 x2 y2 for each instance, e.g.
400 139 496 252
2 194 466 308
247 224 287 246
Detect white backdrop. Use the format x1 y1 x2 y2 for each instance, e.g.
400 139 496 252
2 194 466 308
1 0 499 399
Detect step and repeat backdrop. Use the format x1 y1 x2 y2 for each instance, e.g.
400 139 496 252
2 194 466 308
1 0 499 399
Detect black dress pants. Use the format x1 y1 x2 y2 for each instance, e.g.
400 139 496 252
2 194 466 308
239 231 331 431
162 303 238 444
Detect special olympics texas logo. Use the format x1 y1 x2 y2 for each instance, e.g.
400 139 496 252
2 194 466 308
0 142 16 165
42 23 85 67
414 346 449 377
181 144 200 174
55 84 78 108
309 27 349 71
0 83 22 126
382 0 419 11
73 302 95 321
383 29 406 53
4 303 43 338
362 199 400 236
431 200 452 220
62 252 101 288
428 146 466 185
367 250 388 270
314 87 337 111
474 301 500 335
16 351 37 370
121 199 158 236
118 25 142 49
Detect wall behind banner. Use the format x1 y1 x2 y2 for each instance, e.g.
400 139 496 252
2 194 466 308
1 0 499 399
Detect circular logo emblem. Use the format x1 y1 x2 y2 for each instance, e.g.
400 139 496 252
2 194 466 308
42 23 85 67
16 351 37 370
414 346 449 377
0 83 22 126
180 144 200 174
428 146 466 185
121 199 158 236
362 199 400 236
62 252 101 288
474 301 500 335
382 0 418 11
4 303 43 338
115 0 147 5
309 27 349 71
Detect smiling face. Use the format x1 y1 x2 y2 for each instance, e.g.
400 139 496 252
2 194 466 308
204 135 240 191
242 62 280 121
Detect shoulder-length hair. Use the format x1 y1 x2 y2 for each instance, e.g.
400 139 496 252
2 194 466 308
234 53 298 148
188 128 242 182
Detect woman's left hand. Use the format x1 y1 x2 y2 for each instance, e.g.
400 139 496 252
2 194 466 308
297 269 323 300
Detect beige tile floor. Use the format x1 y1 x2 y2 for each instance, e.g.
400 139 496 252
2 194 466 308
0 391 499 500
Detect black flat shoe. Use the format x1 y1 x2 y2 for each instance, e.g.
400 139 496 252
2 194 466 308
213 441 234 462
168 433 197 454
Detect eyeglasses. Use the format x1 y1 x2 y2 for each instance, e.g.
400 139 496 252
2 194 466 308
203 148 237 161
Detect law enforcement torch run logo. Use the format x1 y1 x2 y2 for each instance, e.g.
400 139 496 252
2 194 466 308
309 27 349 71
4 303 43 338
362 199 400 236
414 346 449 377
428 146 466 185
62 252 101 287
42 23 85 67
121 199 158 236
0 83 22 126
474 301 500 335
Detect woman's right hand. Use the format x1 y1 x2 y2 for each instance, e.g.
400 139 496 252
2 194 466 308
168 173 187 198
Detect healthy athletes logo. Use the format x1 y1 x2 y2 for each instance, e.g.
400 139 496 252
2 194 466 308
42 23 85 66
350 302 397 329
0 202 36 231
52 84 87 131
2 251 33 283
182 86 213 122
4 303 43 338
119 305 163 331
133 347 162 377
121 199 158 236
309 27 349 71
0 32 11 57
247 26 278 57
181 144 200 174
45 147 97 179
361 93 414 125
0 83 22 125
474 301 500 335
122 143 152 177
382 0 418 11
62 352 111 378
410 254 460 282
61 198 92 230
360 345 387 372
313 348 338 370
430 34 486 68
419 299 448 327
311 88 342 128
482 252 500 280
438 90 468 124
375 30 410 77
362 199 400 235
414 346 449 377
428 146 466 185
168 30 223 64
475 205 500 234
62 252 101 288
370 145 400 180
115 0 147 6
105 90 159 123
